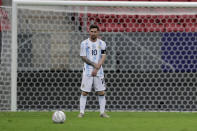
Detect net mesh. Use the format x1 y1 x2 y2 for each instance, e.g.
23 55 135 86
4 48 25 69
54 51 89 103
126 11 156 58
1 5 197 111
0 7 11 110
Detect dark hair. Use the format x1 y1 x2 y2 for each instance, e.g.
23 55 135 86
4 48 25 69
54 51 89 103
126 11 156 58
89 24 100 31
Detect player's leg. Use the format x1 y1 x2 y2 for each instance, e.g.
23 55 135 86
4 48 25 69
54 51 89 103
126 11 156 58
79 75 93 117
79 91 88 117
94 77 109 118
97 91 106 114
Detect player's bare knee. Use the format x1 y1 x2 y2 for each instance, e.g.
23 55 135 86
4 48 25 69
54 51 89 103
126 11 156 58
81 91 88 96
97 91 105 96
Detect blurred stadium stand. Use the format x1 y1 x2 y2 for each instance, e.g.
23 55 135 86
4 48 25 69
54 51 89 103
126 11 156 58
2 0 11 6
81 14 197 32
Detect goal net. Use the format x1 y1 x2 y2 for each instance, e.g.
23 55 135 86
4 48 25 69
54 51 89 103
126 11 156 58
1 1 197 111
0 7 11 110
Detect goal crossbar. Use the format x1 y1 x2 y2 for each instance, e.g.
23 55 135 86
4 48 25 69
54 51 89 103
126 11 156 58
13 0 197 7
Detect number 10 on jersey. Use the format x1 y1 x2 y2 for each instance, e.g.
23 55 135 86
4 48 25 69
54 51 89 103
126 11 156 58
92 49 97 55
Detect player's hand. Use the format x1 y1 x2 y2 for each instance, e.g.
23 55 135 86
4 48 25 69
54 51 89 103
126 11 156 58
92 68 98 76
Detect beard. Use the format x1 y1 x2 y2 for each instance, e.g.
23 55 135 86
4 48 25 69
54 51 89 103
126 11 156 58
91 35 97 41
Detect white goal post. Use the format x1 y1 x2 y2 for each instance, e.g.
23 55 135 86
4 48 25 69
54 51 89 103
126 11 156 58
11 0 197 111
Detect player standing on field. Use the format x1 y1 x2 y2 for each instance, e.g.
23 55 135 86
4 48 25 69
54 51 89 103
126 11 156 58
78 24 109 118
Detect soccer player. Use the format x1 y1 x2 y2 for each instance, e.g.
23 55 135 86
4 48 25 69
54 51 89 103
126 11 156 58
78 24 109 118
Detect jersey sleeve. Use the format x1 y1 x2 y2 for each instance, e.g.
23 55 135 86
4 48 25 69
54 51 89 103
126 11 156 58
101 41 106 54
80 42 86 56
101 41 106 50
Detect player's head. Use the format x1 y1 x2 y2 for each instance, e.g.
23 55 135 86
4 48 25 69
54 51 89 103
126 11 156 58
89 24 100 41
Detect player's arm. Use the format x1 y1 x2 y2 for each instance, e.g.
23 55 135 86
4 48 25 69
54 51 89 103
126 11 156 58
92 50 106 76
97 53 106 69
81 56 97 68
80 42 97 68
92 54 106 76
95 48 107 69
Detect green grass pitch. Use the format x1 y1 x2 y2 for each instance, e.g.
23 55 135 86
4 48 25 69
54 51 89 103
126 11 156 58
0 111 197 131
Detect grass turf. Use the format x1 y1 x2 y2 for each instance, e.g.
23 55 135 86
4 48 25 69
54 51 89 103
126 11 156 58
0 112 197 131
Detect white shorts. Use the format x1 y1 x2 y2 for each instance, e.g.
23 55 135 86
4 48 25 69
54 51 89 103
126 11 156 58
80 75 106 92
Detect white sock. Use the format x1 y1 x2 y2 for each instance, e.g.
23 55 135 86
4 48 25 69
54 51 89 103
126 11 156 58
80 95 87 114
98 95 106 114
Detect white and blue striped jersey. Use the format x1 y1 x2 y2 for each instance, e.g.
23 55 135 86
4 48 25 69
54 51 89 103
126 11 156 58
80 38 106 77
